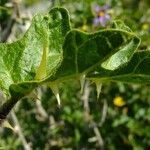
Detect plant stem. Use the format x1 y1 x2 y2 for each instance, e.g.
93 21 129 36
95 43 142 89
11 111 32 150
1 18 15 42
0 96 20 124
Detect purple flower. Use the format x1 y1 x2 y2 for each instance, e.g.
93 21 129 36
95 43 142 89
93 4 111 27
94 4 110 12
93 14 110 27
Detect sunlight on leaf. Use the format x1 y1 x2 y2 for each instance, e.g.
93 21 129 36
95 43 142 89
35 44 48 80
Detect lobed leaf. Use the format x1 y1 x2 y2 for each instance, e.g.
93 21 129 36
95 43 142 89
0 7 70 97
53 28 140 81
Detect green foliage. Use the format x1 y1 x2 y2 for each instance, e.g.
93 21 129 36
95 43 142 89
0 7 145 101
0 1 150 149
0 7 70 97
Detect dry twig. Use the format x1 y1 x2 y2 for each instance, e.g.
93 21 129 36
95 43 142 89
11 111 32 150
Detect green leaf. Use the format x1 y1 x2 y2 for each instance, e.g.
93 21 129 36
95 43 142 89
0 7 147 108
35 44 48 80
2 6 150 121
0 7 70 97
53 28 140 80
111 20 132 32
88 50 150 84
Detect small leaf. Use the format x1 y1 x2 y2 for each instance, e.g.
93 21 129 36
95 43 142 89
111 20 132 32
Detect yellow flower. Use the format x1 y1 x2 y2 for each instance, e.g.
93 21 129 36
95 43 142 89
113 96 126 107
81 25 88 31
98 11 105 17
142 23 149 30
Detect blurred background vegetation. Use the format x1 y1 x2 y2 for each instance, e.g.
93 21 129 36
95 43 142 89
0 0 150 149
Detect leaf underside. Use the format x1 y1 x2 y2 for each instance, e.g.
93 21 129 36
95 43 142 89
0 7 149 99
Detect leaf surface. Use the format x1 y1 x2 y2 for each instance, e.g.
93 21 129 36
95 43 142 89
88 50 150 84
0 7 70 97
53 28 140 81
0 7 149 100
